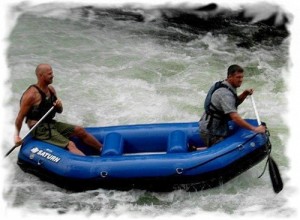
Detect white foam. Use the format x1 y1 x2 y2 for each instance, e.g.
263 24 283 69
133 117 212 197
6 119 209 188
1 1 299 220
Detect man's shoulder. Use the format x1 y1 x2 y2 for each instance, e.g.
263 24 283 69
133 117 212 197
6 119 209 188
213 87 233 96
23 85 38 95
211 87 236 105
21 85 41 103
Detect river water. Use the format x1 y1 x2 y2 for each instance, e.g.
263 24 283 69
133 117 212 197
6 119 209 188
1 1 296 219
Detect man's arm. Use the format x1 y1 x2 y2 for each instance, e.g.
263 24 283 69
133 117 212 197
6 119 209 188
14 91 35 144
237 89 253 105
229 112 266 133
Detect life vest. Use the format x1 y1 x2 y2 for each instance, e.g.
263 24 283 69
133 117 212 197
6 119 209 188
22 85 57 123
204 81 238 129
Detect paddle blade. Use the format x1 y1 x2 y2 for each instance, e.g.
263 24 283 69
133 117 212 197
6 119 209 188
4 141 22 158
269 156 283 193
4 145 18 158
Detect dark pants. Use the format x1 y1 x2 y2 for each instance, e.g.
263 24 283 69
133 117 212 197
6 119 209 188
200 131 224 147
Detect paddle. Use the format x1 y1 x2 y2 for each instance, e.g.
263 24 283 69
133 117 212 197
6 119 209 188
4 106 55 158
250 95 283 193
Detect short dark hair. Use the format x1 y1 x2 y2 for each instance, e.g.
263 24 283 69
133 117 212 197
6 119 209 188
227 65 244 77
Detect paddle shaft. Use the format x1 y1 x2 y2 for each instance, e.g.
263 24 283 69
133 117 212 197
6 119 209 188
250 94 283 193
250 95 261 125
5 106 55 157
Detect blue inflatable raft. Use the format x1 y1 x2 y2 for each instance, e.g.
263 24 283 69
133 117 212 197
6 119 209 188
17 119 269 191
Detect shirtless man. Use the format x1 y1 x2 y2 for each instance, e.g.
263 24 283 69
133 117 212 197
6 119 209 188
14 63 102 155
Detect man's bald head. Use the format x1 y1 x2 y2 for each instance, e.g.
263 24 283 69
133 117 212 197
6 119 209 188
35 63 52 77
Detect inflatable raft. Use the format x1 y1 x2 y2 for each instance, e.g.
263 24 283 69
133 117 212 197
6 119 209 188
17 119 269 191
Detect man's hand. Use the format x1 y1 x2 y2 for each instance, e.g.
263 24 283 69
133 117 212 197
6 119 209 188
243 89 253 96
238 89 254 104
54 98 62 108
253 125 266 134
14 135 23 146
53 98 63 113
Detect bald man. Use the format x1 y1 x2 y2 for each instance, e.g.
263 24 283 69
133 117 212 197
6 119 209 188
14 64 102 156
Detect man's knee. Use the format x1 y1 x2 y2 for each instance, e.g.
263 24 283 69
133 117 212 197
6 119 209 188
74 126 87 137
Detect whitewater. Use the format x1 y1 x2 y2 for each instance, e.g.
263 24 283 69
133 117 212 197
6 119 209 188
1 1 299 219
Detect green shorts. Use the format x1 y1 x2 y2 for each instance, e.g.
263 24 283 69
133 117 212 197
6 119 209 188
32 121 75 148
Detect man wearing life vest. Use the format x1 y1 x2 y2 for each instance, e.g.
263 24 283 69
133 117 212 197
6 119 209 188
199 64 266 147
14 63 102 155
